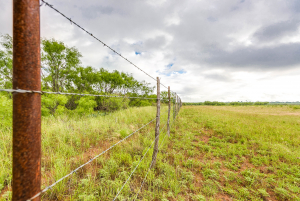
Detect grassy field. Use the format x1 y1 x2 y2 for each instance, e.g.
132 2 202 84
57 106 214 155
166 105 300 200
0 106 171 200
1 105 300 200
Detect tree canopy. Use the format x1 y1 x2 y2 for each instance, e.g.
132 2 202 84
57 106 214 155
0 35 158 115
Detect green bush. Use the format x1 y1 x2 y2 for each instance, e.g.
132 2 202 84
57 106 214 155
41 94 68 116
101 96 129 111
75 96 97 115
0 94 12 127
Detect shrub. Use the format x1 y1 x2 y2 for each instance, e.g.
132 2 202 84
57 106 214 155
0 94 12 127
41 94 68 116
75 96 97 115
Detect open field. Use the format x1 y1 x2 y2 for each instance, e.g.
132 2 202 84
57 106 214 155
168 106 300 200
1 105 300 200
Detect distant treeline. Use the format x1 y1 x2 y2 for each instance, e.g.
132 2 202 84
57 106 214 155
184 101 269 106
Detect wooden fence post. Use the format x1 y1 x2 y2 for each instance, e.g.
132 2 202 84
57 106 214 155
167 86 171 137
176 94 179 117
13 0 41 200
173 93 175 121
175 93 177 117
150 77 160 168
179 97 181 110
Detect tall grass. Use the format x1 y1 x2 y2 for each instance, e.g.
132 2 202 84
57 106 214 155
0 105 172 200
3 105 299 200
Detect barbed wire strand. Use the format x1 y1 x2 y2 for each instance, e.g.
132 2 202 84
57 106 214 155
113 122 168 201
133 120 172 201
40 0 169 90
26 116 158 201
0 88 169 100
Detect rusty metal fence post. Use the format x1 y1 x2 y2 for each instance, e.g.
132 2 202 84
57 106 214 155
13 0 41 200
167 86 171 137
150 77 160 168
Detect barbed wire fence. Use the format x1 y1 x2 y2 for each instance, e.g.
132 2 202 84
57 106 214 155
1 0 182 200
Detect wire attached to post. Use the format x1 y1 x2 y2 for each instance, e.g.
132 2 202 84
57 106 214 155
40 0 170 90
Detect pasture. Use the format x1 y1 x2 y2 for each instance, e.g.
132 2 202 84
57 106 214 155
1 105 300 200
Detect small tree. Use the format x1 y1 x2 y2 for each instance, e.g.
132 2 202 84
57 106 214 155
0 34 13 89
42 38 82 92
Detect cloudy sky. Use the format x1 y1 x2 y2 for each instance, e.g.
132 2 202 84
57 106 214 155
1 0 300 102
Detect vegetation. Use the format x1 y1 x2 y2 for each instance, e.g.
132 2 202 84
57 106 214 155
0 34 157 114
1 33 299 200
184 101 270 106
2 105 300 200
0 105 172 200
167 106 300 200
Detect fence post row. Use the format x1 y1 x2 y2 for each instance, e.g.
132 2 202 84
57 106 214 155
13 0 41 200
150 77 160 168
9 1 184 197
167 86 171 137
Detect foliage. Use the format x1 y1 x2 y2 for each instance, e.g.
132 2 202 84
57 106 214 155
2 103 300 200
183 101 270 106
0 94 12 127
41 94 68 116
0 34 158 115
0 34 13 89
75 96 97 115
42 38 82 92
204 101 226 106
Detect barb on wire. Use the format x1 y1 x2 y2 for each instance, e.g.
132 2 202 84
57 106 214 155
134 121 170 201
40 0 168 90
0 88 169 100
113 122 168 201
26 116 157 201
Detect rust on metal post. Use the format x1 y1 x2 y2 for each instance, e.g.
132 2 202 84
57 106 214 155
150 77 160 169
13 0 41 200
167 86 171 137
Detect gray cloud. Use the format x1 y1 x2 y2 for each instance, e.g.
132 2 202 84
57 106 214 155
80 6 114 19
291 0 300 13
2 0 300 101
204 43 300 69
204 73 232 82
131 35 168 52
253 20 300 42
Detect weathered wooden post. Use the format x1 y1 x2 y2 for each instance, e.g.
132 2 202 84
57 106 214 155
150 77 160 168
175 93 177 118
173 93 175 121
179 97 181 110
167 86 171 137
13 0 41 200
176 94 179 117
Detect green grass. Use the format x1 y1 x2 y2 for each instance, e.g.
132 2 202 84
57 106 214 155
169 106 300 200
0 106 171 200
1 105 300 200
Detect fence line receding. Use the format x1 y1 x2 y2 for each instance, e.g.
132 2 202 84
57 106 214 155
0 0 183 200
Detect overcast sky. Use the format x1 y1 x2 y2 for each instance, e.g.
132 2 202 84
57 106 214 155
1 0 300 102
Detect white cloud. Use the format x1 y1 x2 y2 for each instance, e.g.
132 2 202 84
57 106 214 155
1 0 300 102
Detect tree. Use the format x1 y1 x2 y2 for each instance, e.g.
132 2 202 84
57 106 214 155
41 38 82 92
0 34 13 89
0 34 157 113
66 66 100 93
